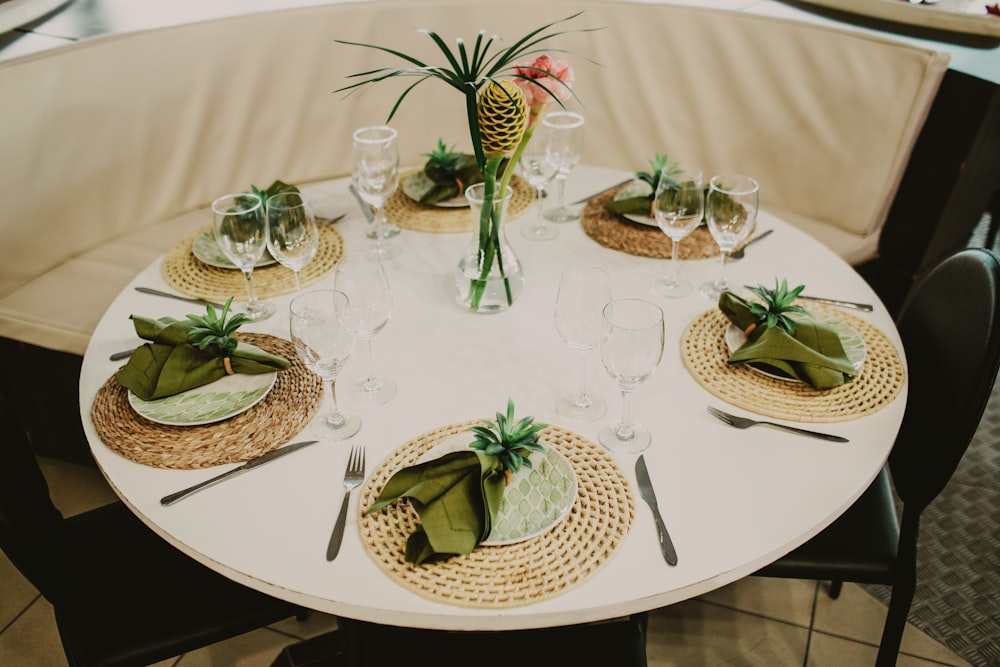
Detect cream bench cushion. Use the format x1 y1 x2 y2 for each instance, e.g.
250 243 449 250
0 0 947 356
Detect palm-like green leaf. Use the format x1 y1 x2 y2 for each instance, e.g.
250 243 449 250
467 399 548 474
749 279 809 334
335 13 596 168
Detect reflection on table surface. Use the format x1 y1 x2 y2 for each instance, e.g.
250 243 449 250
80 165 907 631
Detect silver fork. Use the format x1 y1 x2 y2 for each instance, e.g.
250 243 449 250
706 406 849 443
326 444 365 561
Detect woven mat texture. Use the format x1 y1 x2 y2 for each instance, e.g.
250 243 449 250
359 421 633 609
581 186 730 259
92 334 323 469
384 172 534 233
161 223 344 302
681 306 904 422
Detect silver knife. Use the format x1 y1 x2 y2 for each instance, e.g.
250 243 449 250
348 184 375 222
160 440 319 506
635 455 678 566
570 178 633 205
742 286 873 312
135 287 225 310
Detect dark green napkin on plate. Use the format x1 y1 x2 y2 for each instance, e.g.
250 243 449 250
719 291 857 389
419 153 485 205
366 449 506 565
114 316 290 401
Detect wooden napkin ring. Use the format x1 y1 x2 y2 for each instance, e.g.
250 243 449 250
223 357 234 375
743 322 758 336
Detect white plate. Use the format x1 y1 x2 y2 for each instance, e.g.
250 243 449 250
402 171 469 208
724 310 867 382
418 433 577 546
192 231 277 269
623 212 658 227
128 368 277 426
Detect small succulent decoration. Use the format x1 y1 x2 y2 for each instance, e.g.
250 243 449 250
186 297 251 355
748 279 808 335
469 399 547 481
635 153 679 192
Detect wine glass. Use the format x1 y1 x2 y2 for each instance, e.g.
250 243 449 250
542 111 585 223
554 266 611 421
266 190 319 294
334 253 396 405
211 192 275 322
598 298 665 454
651 166 704 298
352 125 400 260
700 174 759 301
290 290 361 440
519 123 561 241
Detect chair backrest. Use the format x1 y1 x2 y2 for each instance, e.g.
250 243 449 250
889 248 1000 512
0 392 74 605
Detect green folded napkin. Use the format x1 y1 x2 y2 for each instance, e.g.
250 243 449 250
366 449 506 565
603 180 653 216
419 153 485 205
719 292 857 389
114 316 290 400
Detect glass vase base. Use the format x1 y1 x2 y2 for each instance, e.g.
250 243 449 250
454 263 525 313
311 412 362 441
598 423 651 455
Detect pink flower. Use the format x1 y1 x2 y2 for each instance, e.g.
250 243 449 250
513 55 574 109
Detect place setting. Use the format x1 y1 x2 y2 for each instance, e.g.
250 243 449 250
381 137 534 234
160 181 345 307
356 399 634 609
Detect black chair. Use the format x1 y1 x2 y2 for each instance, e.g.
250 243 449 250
754 247 1000 666
0 392 305 667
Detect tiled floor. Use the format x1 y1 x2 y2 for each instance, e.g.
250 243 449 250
0 458 972 666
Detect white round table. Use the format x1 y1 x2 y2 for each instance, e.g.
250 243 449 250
79 166 906 631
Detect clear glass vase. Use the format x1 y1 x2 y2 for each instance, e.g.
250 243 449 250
454 183 524 313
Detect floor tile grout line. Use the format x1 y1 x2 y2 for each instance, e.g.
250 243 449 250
0 592 43 636
695 597 813 631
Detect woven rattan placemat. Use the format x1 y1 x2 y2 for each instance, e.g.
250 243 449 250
359 421 634 609
161 223 344 303
383 172 534 233
581 186 726 260
92 334 324 469
681 306 905 423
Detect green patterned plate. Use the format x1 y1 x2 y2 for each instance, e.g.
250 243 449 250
192 231 277 269
127 370 277 426
420 434 578 546
725 309 867 382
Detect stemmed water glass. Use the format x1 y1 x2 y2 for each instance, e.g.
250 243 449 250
352 125 400 260
651 166 704 298
290 290 361 440
542 111 585 223
266 191 319 294
211 192 275 322
334 254 396 405
554 266 611 421
519 123 561 241
700 174 759 301
598 298 665 454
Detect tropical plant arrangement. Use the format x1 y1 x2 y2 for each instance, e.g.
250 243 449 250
366 399 548 564
604 153 680 216
336 15 592 309
745 279 809 336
